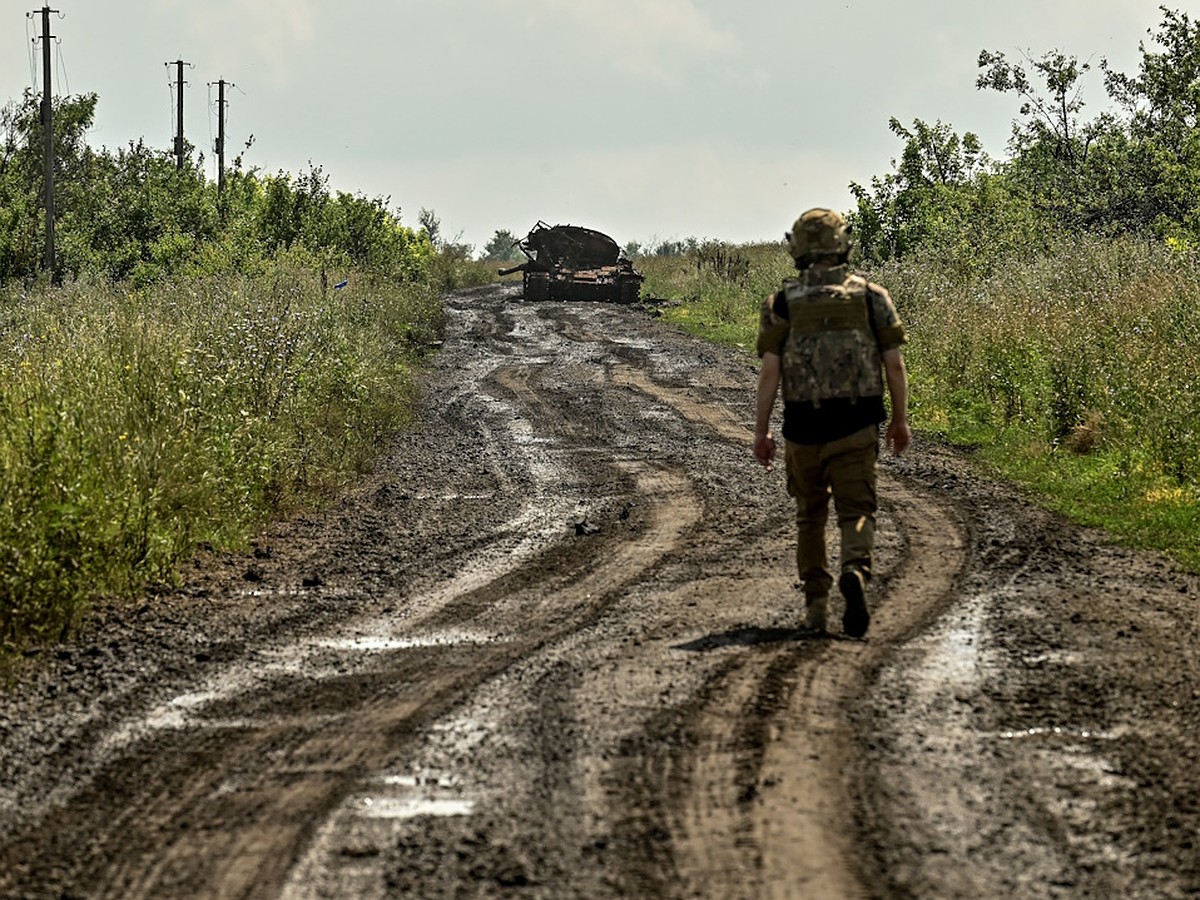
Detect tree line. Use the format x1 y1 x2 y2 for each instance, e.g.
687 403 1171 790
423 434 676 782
850 7 1200 274
0 91 433 285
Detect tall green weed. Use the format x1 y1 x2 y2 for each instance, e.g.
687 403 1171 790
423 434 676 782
882 237 1200 469
642 234 1200 567
0 263 441 650
640 241 793 348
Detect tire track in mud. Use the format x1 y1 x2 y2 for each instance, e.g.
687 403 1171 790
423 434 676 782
1 495 699 898
853 448 1200 899
600 475 967 899
126 456 699 900
559 308 969 895
611 364 752 446
309 295 973 899
753 479 967 898
280 460 704 899
278 304 717 898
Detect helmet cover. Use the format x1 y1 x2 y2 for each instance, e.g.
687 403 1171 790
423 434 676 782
786 208 852 262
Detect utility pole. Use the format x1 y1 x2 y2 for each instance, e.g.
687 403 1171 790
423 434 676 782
35 5 59 279
212 77 233 195
167 59 192 170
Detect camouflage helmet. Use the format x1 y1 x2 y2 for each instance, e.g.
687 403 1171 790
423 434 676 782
786 208 852 262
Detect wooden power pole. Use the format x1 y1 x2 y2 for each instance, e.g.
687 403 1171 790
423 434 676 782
167 59 191 170
36 5 59 278
213 78 233 195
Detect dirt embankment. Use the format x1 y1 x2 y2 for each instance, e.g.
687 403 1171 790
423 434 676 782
1 282 1198 899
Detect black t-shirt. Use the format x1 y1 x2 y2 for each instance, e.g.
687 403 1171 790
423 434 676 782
781 396 885 444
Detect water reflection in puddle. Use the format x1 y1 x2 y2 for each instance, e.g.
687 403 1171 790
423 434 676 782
318 630 493 652
115 629 500 740
1038 745 1137 789
997 725 1123 741
355 797 475 819
280 767 479 896
353 771 474 820
905 599 989 694
606 335 655 351
139 691 219 731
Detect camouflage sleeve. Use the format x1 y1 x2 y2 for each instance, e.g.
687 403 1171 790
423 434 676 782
755 291 789 358
867 282 907 350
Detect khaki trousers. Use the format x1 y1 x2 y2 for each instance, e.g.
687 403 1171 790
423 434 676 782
784 425 879 600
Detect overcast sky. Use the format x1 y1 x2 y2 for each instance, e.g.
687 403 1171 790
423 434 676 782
2 1 1170 251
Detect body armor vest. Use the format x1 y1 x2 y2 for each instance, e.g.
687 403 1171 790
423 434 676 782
780 270 883 407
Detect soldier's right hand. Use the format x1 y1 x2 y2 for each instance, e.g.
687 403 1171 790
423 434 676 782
886 420 911 457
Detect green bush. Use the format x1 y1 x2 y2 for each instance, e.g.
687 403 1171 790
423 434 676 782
640 241 793 348
0 93 434 286
638 231 1200 567
0 266 442 650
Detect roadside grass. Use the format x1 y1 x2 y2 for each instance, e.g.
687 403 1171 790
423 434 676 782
0 262 443 654
427 249 499 292
639 235 1200 571
639 241 793 351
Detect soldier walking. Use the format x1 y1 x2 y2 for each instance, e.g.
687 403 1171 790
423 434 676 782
753 208 910 636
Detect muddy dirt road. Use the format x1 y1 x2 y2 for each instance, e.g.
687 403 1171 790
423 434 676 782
2 283 1199 898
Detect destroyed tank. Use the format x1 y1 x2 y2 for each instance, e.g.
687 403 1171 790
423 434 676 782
498 221 644 303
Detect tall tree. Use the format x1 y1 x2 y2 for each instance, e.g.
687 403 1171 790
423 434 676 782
1101 7 1200 242
482 229 522 262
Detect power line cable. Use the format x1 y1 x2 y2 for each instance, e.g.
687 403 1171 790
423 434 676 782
55 37 69 96
25 14 39 92
166 63 176 148
207 81 216 178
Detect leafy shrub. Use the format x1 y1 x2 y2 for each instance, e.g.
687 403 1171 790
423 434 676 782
0 267 442 650
0 93 433 287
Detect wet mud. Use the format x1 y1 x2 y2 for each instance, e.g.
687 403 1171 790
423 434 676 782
0 283 1197 898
